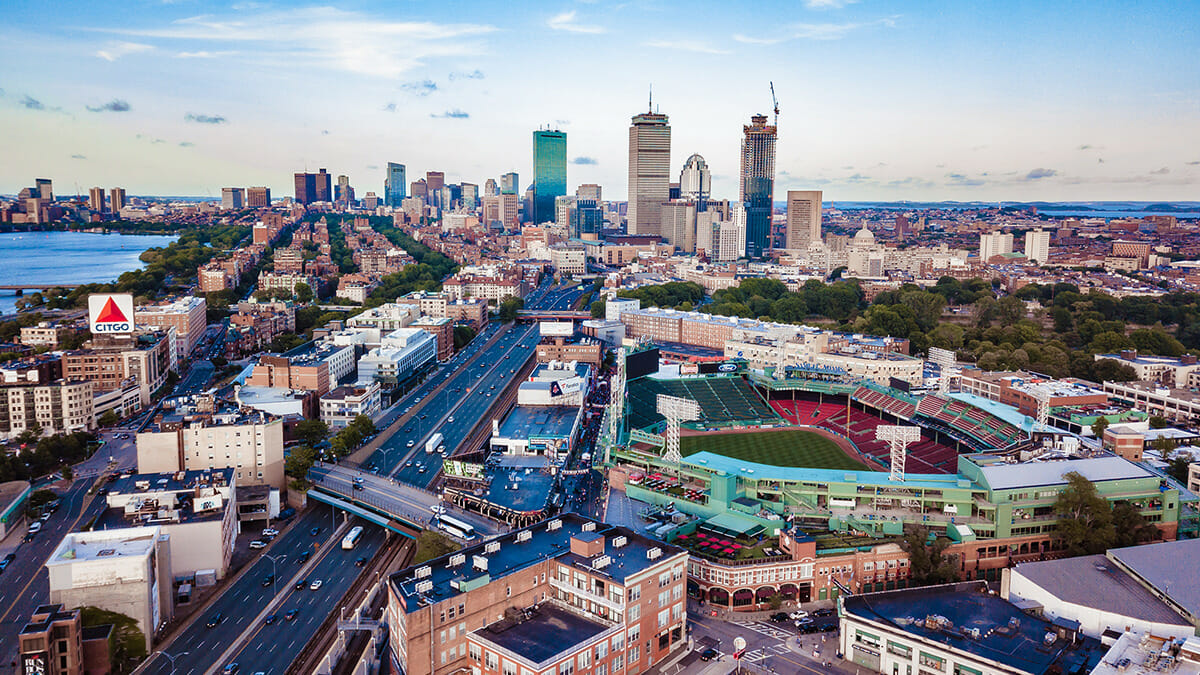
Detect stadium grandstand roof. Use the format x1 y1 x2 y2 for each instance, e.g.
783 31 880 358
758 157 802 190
683 451 978 491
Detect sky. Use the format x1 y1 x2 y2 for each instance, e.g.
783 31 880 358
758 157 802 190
2 0 1199 202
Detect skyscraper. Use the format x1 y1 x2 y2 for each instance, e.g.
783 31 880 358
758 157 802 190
484 178 498 198
1025 229 1050 265
571 199 603 240
979 231 1013 262
532 130 567 224
221 187 245 210
627 111 671 236
426 171 445 211
385 162 407 207
35 178 52 201
294 172 315 204
740 114 777 258
679 154 711 202
500 172 519 195
576 184 602 202
335 175 354 204
247 186 271 208
314 169 331 202
88 187 105 212
785 190 822 249
110 187 127 213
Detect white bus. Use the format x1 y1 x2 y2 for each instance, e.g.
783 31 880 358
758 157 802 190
342 526 364 550
436 515 476 541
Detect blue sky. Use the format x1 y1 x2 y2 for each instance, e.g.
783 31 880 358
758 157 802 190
2 0 1198 201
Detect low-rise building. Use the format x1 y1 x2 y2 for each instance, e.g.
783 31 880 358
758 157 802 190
1103 380 1200 422
346 303 419 332
0 379 94 441
135 296 207 361
46 527 174 652
17 604 95 675
535 336 605 368
19 321 78 349
549 244 586 275
62 331 173 408
246 341 355 396
320 382 382 429
413 316 455 361
357 328 437 387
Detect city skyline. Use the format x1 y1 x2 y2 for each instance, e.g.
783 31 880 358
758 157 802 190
2 0 1198 200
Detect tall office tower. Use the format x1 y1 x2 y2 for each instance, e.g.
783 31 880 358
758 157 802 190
385 162 407 207
294 172 316 204
246 186 271 208
425 171 445 210
740 114 777 258
784 190 822 249
221 187 245 210
410 178 427 200
555 195 576 228
88 187 105 212
522 185 536 223
576 184 602 202
895 214 909 241
661 200 698 253
679 154 711 201
571 199 603 240
314 169 332 202
627 111 671 236
1024 229 1051 265
484 178 498 198
36 178 52 201
110 187 127 213
460 183 478 210
335 175 355 203
979 231 1014 263
532 129 567 224
500 171 519 195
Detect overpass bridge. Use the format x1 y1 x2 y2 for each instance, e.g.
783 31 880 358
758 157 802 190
0 284 82 292
516 310 592 321
307 462 501 539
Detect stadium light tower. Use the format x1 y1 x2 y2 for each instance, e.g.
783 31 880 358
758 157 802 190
657 394 701 465
604 348 627 465
876 425 921 482
1034 387 1050 427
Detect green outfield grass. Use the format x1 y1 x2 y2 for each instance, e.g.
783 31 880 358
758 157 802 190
680 429 869 470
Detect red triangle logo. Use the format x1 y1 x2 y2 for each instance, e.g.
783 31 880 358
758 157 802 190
96 297 128 323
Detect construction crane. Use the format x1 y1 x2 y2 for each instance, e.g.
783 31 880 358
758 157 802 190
770 81 780 126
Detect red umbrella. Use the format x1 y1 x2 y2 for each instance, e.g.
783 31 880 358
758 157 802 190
676 534 688 539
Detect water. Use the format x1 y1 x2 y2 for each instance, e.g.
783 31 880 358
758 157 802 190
0 231 178 314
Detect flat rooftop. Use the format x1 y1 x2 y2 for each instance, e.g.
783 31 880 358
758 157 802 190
1012 555 1191 627
684 451 978 492
473 603 610 666
497 405 579 440
474 464 557 515
47 526 161 566
967 454 1155 491
1107 538 1200 621
106 468 233 497
1091 633 1200 675
844 582 1107 675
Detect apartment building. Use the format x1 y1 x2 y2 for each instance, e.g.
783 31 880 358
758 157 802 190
0 379 93 441
413 316 455 361
388 514 688 675
17 604 89 675
61 331 173 408
320 382 382 429
245 342 355 396
19 321 77 349
135 296 207 360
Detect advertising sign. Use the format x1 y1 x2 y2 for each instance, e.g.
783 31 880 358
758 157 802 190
538 321 574 337
22 652 46 675
442 460 485 481
88 293 135 334
193 495 223 513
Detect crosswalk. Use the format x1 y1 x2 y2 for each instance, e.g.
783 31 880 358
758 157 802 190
733 620 795 641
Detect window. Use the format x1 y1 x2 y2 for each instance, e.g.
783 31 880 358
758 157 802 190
485 653 498 669
612 654 623 671
613 634 624 652
629 625 640 643
578 649 591 668
657 609 669 628
919 652 946 671
629 646 640 663
470 644 481 661
596 642 607 660
559 661 574 675
628 586 641 602
596 664 607 675
628 604 640 621
503 662 517 675
887 641 912 659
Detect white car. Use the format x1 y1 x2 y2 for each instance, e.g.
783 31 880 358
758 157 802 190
789 610 809 620
249 540 267 549
262 528 279 537
448 416 455 423
309 579 323 591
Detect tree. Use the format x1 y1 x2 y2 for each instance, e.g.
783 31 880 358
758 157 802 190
285 444 316 479
901 526 959 586
590 299 606 319
1148 416 1170 430
453 325 477 350
80 606 147 672
1165 450 1192 484
98 409 120 428
498 296 524 322
1091 416 1110 438
1111 501 1160 548
294 419 329 447
1054 471 1116 556
294 282 314 304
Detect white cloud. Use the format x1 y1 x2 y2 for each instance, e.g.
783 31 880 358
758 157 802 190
547 10 605 34
175 50 236 58
804 0 858 8
735 16 897 44
95 41 153 61
644 40 732 55
95 7 496 79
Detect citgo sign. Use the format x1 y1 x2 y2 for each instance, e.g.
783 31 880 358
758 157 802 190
88 293 136 334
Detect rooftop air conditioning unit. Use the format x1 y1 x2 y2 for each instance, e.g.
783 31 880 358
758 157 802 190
581 522 596 532
547 519 562 531
647 547 662 560
473 555 488 572
415 566 431 579
448 553 466 567
485 541 500 554
415 580 433 594
612 536 628 548
516 531 532 543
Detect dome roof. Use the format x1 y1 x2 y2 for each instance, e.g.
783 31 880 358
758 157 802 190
853 225 875 244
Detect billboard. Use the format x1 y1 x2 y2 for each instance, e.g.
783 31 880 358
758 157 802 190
22 652 46 675
625 347 660 380
88 293 135 334
699 361 743 375
193 494 224 513
680 363 699 375
442 460 485 481
539 321 574 338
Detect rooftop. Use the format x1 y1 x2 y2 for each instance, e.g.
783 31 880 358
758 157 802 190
496 405 580 441
966 454 1155 491
1011 555 1192 627
844 581 1107 675
1090 632 1200 675
684 451 978 492
472 603 611 667
46 526 162 566
472 461 558 515
949 391 1053 433
1107 538 1200 621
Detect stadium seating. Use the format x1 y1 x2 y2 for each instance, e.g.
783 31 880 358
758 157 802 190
626 375 779 430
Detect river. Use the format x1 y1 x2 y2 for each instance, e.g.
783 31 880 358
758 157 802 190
0 230 179 315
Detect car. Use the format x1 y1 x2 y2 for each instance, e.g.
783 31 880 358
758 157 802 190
249 540 267 549
0 559 10 572
40 512 52 522
97 488 109 496
700 648 719 662
278 508 295 520
789 610 809 620
813 608 835 618
297 551 311 564
262 574 274 587
405 460 414 467
222 663 239 674
294 580 306 590
447 416 454 423
418 465 427 473
406 440 415 448
309 579 323 591
264 613 279 625
355 556 367 567
770 612 791 623
285 609 298 621
353 483 364 491
2 553 14 564
206 613 223 628
821 623 837 633
310 527 320 536
795 617 814 628
262 528 279 537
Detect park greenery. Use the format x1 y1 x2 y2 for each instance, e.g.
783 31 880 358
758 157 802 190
498 296 524 322
0 430 96 482
284 415 377 488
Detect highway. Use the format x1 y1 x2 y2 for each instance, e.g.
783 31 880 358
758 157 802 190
141 506 381 675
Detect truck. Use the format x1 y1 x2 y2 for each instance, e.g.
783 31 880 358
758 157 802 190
425 432 444 454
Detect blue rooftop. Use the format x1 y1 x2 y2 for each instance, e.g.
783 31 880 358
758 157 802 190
948 391 1055 434
683 451 980 492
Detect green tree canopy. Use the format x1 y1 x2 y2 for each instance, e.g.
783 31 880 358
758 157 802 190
1054 471 1116 556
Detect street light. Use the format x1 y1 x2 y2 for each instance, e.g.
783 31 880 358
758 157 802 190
263 553 287 597
152 650 189 675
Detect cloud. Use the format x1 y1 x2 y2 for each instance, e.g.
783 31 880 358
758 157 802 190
644 40 732 55
448 69 484 81
382 102 397 112
804 0 858 7
572 156 598 165
71 154 87 159
96 7 496 79
431 109 469 119
846 173 870 182
1150 167 1170 175
185 112 228 124
735 16 897 44
175 50 236 58
87 99 132 112
555 119 571 126
1023 167 1057 181
400 79 438 96
946 172 986 187
1187 161 1200 166
366 164 379 170
178 141 195 147
96 41 153 61
20 95 45 110
321 129 330 135
547 10 605 34
887 177 936 189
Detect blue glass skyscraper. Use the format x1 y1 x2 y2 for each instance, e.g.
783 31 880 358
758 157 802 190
384 162 406 207
532 129 567 224
739 114 776 258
